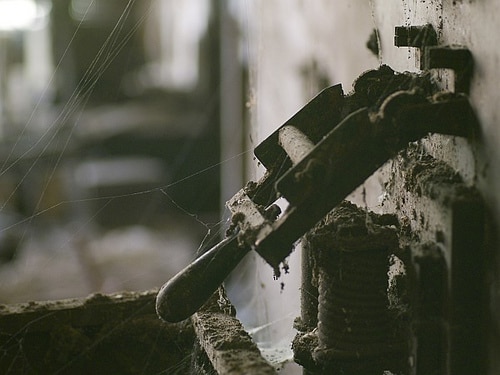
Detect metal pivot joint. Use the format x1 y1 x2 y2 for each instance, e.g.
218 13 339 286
156 63 478 324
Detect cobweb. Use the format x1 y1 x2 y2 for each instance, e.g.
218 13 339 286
0 0 300 373
0 0 218 302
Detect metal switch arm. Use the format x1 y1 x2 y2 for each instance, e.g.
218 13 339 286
156 67 477 323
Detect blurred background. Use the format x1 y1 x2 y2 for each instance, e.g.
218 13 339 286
0 0 250 303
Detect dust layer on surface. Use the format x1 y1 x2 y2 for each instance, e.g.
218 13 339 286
192 289 277 375
0 290 195 375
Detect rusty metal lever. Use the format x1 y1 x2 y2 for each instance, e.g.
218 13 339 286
156 66 477 323
157 82 347 323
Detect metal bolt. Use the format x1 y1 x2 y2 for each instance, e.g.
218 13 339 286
394 24 473 94
278 125 315 165
294 202 406 374
316 251 389 349
412 243 447 375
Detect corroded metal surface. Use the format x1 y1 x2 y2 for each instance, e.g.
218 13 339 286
156 65 478 324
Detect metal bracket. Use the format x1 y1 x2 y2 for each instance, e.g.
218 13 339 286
423 45 474 93
394 24 474 93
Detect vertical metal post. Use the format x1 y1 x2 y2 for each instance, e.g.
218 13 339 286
449 198 486 375
413 244 447 375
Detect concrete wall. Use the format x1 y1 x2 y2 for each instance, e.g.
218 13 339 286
237 0 500 372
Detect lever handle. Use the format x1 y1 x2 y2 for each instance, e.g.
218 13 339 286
156 234 249 322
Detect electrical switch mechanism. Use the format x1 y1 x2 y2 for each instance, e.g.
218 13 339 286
155 64 478 323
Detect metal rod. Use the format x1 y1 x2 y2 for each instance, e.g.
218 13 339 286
278 125 315 165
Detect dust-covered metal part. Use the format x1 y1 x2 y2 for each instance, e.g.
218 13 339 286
292 202 407 374
383 144 487 374
410 242 448 374
394 24 438 49
423 46 474 93
394 24 473 93
449 196 486 375
156 64 478 324
192 289 277 375
260 89 476 268
278 125 315 165
254 84 344 186
226 185 280 248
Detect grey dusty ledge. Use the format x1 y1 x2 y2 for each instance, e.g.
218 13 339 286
192 291 277 375
0 290 158 334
